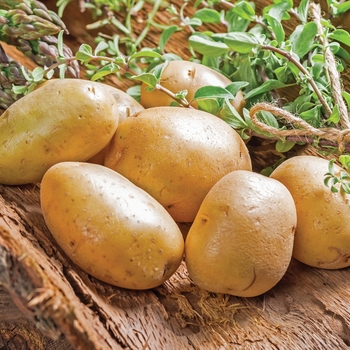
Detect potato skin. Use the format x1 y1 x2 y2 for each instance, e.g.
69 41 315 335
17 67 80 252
185 170 296 297
40 162 184 290
87 84 145 165
0 79 120 185
140 60 232 108
270 155 350 269
104 106 252 222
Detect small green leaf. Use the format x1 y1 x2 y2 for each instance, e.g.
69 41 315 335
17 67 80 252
329 29 350 47
76 44 94 63
57 30 65 58
91 64 120 81
193 8 221 23
32 67 45 82
174 89 188 100
189 34 229 57
339 155 350 171
129 50 163 61
131 73 159 88
232 1 255 20
265 14 285 44
223 32 261 54
342 91 350 111
12 85 27 95
290 22 318 57
296 0 310 23
197 98 220 115
275 139 296 152
159 26 179 52
337 1 350 15
219 98 248 129
94 41 109 55
193 86 234 100
244 79 292 99
327 104 340 124
225 81 249 96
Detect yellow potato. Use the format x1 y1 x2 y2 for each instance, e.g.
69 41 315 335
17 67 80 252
104 106 252 222
185 170 297 297
270 155 350 269
0 79 120 185
40 161 184 290
87 84 145 165
140 60 233 109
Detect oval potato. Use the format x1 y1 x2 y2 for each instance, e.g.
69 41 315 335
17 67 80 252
40 161 184 290
87 84 145 165
0 78 120 185
270 155 350 269
140 60 232 109
104 106 252 222
185 170 297 297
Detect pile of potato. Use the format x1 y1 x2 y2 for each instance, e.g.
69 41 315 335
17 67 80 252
1 61 350 297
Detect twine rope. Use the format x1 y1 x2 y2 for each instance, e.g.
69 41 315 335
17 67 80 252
249 102 350 153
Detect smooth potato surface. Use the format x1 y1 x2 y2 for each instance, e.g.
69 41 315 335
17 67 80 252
270 155 350 269
0 79 119 185
40 162 184 290
87 84 145 165
104 106 252 222
185 170 297 297
140 60 232 108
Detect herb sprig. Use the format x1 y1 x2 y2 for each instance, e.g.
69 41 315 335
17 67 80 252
12 0 350 155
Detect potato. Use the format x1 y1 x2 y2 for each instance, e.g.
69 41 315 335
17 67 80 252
0 79 120 185
104 106 252 222
140 60 241 109
40 161 184 290
87 84 145 165
270 155 350 269
185 170 297 297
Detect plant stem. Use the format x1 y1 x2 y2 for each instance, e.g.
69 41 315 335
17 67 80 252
261 44 332 117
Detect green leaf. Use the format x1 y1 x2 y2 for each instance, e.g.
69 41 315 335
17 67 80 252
225 81 250 96
327 104 340 124
290 22 318 57
57 30 65 58
337 1 350 15
197 98 220 115
225 9 251 32
265 0 293 21
257 111 279 128
339 155 350 171
265 14 285 44
159 26 179 52
76 44 94 63
223 32 261 54
219 98 249 129
232 1 255 20
193 86 234 100
12 85 27 95
94 41 109 55
244 79 292 99
329 29 350 47
129 50 163 61
299 105 321 127
193 8 221 23
189 34 229 57
296 0 310 23
90 63 120 81
342 91 350 111
131 73 159 88
32 67 45 82
275 139 296 152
